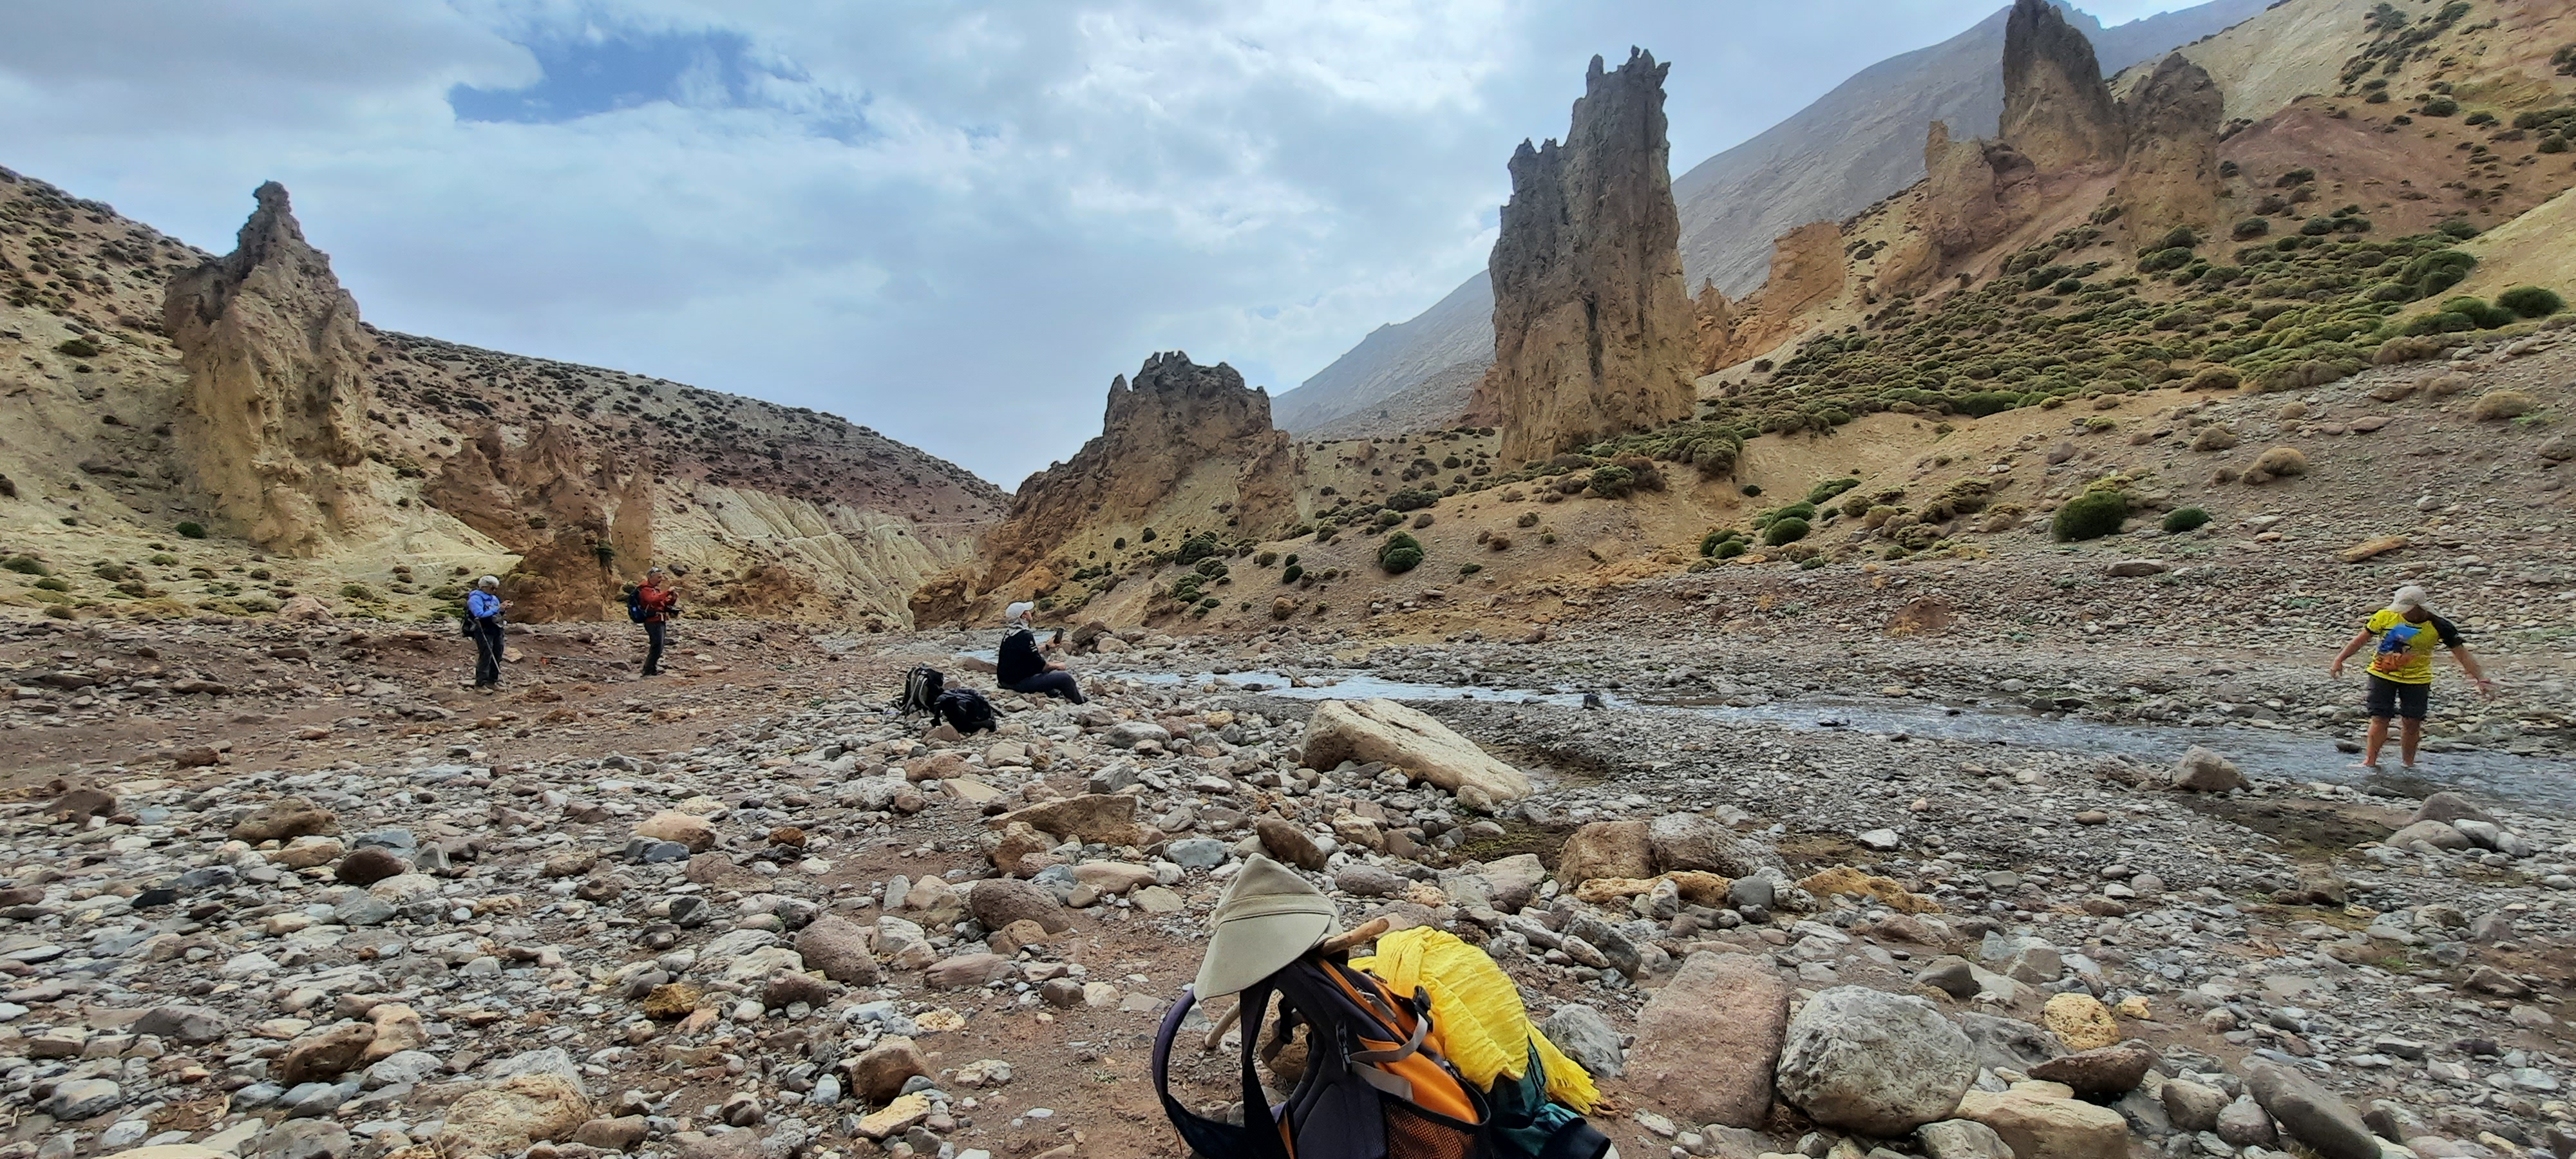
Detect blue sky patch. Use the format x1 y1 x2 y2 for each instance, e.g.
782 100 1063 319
450 28 757 123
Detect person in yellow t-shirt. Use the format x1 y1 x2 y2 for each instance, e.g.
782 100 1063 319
2329 584 2496 771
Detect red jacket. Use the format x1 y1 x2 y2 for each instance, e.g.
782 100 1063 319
638 583 676 623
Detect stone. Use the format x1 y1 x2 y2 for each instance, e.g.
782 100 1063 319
2113 52 2224 241
642 983 702 1020
1166 838 1231 869
230 797 339 843
1954 1013 2062 1075
2160 1078 2228 1133
278 1024 376 1084
2414 791 2496 825
2103 559 2168 578
795 916 880 985
1298 699 1532 801
1539 1004 1624 1080
436 1073 592 1156
362 1050 440 1089
632 811 715 853
2248 1062 2378 1159
968 876 1072 934
42 1078 122 1119
1479 854 1545 914
2000 0 2121 171
1334 864 1408 898
360 1004 424 1062
846 1037 931 1103
1629 952 1788 1128
1645 813 1777 876
569 1118 650 1151
989 919 1054 957
1069 861 1157 895
926 953 1012 990
1955 1088 2127 1159
762 970 839 1009
2171 746 2244 792
258 1120 348 1159
1555 820 1653 888
2388 820 2471 851
855 1093 931 1141
134 1005 226 1044
2026 1042 2152 1097
1774 986 1976 1136
1255 817 1327 871
332 847 408 886
2041 992 2119 1050
991 794 1157 847
2216 1095 2279 1147
270 836 346 870
1915 1118 2014 1159
1917 956 1978 1000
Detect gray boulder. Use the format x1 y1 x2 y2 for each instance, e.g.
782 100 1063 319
2248 1062 2378 1159
1775 986 1977 1135
1538 1004 1624 1080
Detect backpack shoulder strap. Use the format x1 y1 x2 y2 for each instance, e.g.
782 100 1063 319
1151 984 1292 1159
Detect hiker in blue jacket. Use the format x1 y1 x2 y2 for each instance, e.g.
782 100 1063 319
466 576 507 690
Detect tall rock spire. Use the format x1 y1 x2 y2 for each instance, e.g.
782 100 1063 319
1472 48 1696 465
163 182 383 556
2000 0 2125 171
2115 53 2226 240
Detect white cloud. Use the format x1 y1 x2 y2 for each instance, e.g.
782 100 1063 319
1 0 2102 484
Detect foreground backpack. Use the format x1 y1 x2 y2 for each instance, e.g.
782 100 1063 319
897 666 945 715
934 688 998 734
1154 952 1495 1159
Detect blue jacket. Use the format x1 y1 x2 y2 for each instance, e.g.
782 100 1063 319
467 589 502 621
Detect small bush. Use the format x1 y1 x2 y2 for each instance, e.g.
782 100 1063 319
2436 220 2481 240
2421 97 2459 117
1515 511 1540 529
2051 490 2128 542
1700 529 1745 557
1412 513 1434 529
1457 563 1482 576
33 577 69 592
1761 517 1811 547
2248 446 2309 479
1806 477 1861 505
1956 391 2022 417
2231 218 2271 240
2188 366 2242 391
339 583 374 601
1586 466 1638 498
1385 487 1441 512
1255 551 1278 567
2 554 48 576
1378 532 1424 575
1281 564 1303 584
2497 285 2567 318
2471 390 2539 421
2162 507 2211 532
1487 534 1513 552
1714 539 1747 559
176 522 207 539
55 337 101 358
1740 484 1763 497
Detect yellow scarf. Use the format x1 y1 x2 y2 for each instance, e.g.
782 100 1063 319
1350 926 1600 1112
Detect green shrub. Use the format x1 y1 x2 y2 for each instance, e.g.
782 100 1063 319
2421 97 2459 117
1806 477 1861 505
2439 296 2517 328
1956 391 2022 417
33 577 69 592
1140 528 1157 543
1378 532 1424 575
2161 507 2211 532
1385 487 1440 512
2 555 48 576
2436 220 2481 240
1714 539 1748 560
1585 466 1637 498
1700 529 1747 557
1457 563 1482 576
2496 285 2567 318
1255 551 1278 567
176 522 206 539
1761 517 1811 547
1176 533 1222 564
2542 136 2570 154
1113 537 1126 550
1281 564 1303 584
55 337 101 358
2232 218 2271 240
1740 484 1763 497
2052 490 2128 542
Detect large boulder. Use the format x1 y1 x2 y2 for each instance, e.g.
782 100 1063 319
229 796 339 843
1554 821 1653 888
2027 1042 2154 1097
989 795 1158 847
2247 1062 2380 1159
1298 699 1531 801
968 877 1072 935
1774 986 1977 1135
1954 1087 2128 1159
1627 952 1787 1128
436 1073 592 1156
1479 854 1545 914
633 811 716 853
1645 813 1777 876
2410 791 2495 827
795 916 880 985
2170 746 2244 792
1538 1004 1625 1080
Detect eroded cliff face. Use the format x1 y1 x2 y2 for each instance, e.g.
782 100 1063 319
1692 220 1848 373
2000 0 2125 172
1472 49 1696 465
424 422 653 621
162 183 386 556
2114 53 2226 241
920 351 1293 624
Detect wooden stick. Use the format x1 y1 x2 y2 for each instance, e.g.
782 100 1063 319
1318 916 1391 956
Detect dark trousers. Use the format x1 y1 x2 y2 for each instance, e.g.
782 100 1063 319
470 620 504 687
1007 670 1086 704
643 621 667 675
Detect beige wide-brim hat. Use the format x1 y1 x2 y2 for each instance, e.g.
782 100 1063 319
1193 854 1337 999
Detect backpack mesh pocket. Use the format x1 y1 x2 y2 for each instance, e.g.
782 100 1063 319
1381 1094 1481 1159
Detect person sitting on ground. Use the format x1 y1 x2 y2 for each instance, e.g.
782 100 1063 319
2329 583 2496 771
996 601 1085 704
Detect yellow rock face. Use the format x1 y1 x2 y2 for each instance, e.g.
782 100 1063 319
857 1092 933 1140
2043 992 2121 1050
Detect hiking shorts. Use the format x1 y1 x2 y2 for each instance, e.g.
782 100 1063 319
2365 675 2429 721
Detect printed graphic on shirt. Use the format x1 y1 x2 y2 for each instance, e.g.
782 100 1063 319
2362 608 2461 685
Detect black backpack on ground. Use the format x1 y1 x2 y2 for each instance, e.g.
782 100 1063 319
898 666 945 716
934 688 998 734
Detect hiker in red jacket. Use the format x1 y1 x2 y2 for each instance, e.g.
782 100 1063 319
637 567 678 677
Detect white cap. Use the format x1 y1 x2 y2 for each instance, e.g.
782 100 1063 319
2392 585 2431 614
1004 601 1036 628
477 575 501 589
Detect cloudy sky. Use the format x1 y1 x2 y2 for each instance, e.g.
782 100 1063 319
2 0 2189 487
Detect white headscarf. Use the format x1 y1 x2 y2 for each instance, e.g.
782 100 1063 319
1004 601 1036 630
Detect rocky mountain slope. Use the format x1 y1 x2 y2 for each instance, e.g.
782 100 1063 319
1275 0 2277 438
0 168 1001 627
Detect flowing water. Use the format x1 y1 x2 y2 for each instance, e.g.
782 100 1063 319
1114 668 2576 815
